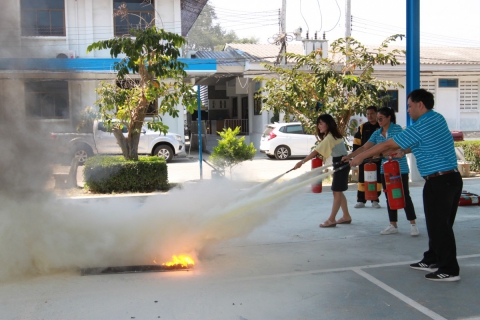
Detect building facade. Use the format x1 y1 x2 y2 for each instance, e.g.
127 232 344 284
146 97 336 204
192 43 480 151
0 0 211 136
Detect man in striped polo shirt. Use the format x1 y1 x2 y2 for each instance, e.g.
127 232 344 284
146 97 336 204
350 89 463 282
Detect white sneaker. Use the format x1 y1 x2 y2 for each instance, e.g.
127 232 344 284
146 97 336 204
380 224 398 235
354 202 365 208
372 201 381 208
410 224 420 236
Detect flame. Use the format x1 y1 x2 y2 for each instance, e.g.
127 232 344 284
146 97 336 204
160 255 195 268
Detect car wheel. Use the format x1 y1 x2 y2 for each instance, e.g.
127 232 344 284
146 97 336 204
266 154 276 159
154 145 174 162
274 146 290 160
73 146 92 165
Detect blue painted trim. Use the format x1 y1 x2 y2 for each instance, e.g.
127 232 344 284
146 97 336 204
0 58 216 73
406 0 420 127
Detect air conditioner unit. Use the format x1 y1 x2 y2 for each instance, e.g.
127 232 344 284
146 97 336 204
56 50 76 59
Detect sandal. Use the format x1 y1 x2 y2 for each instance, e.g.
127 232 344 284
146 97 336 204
319 219 337 228
336 217 352 224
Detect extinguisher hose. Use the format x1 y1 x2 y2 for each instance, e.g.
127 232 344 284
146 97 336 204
334 157 383 167
332 162 351 173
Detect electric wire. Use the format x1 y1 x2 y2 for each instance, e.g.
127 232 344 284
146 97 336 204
315 0 323 32
299 0 310 33
324 0 341 33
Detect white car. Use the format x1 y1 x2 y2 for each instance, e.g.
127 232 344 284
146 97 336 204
52 120 185 164
259 122 317 160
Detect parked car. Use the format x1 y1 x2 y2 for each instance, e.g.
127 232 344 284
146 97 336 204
451 130 464 142
51 120 185 164
260 122 317 160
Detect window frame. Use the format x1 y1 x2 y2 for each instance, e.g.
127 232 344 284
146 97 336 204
254 96 262 115
438 78 459 88
113 0 155 37
25 81 70 120
21 0 66 37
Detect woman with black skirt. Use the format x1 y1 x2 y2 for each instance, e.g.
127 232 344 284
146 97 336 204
294 114 351 228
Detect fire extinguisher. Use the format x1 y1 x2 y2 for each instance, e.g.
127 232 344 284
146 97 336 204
311 156 323 193
364 162 379 201
383 157 405 210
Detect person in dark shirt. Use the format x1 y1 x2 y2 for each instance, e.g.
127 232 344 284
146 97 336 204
352 106 382 208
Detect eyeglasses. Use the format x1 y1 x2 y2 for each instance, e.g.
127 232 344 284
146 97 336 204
377 117 387 121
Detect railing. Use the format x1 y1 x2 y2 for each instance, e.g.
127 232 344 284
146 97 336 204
224 119 249 135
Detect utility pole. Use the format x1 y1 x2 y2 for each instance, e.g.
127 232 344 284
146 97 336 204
345 0 351 38
280 0 286 65
345 0 351 61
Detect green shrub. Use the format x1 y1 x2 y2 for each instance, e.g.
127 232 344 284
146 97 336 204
454 140 480 172
83 155 168 193
210 127 256 177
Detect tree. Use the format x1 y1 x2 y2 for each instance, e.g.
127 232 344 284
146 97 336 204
255 35 405 136
209 127 257 178
86 26 197 161
186 4 258 51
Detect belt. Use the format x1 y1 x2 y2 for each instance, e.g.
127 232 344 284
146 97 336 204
423 169 458 180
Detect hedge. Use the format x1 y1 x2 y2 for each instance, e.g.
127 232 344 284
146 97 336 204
83 155 168 193
454 140 480 172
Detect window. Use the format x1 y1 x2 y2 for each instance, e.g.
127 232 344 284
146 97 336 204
460 80 478 111
438 79 458 88
25 81 69 119
21 0 65 36
254 96 262 115
285 125 303 134
379 90 398 112
0 89 5 123
114 0 154 36
232 97 238 118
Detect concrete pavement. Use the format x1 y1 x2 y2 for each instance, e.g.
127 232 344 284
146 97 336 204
2 135 480 320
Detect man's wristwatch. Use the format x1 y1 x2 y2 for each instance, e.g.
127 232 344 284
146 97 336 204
301 160 305 164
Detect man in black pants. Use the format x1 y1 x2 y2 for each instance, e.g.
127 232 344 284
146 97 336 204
350 89 462 282
353 106 381 208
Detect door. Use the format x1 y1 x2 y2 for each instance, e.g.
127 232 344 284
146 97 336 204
285 124 315 156
435 89 459 129
95 122 120 153
137 126 150 153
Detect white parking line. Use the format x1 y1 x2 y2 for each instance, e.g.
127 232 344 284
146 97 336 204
353 268 447 320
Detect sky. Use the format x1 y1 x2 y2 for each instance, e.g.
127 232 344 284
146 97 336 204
207 0 480 47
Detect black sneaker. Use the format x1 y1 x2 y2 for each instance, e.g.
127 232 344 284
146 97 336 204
410 262 438 272
425 271 460 282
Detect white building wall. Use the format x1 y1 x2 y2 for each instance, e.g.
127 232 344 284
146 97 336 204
2 0 189 137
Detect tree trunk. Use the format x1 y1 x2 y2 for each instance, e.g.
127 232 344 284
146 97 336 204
114 63 152 161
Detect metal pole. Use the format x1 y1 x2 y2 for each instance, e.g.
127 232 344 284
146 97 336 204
197 85 203 179
406 0 420 127
281 0 286 65
406 0 422 182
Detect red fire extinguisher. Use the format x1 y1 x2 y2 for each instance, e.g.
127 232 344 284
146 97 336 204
364 162 379 201
383 158 405 210
311 156 323 193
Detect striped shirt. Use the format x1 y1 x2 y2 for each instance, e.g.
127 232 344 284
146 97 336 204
392 110 457 177
368 123 410 174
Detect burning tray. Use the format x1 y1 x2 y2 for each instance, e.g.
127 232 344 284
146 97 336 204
81 264 192 276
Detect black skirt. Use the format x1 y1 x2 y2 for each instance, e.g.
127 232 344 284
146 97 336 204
331 156 350 192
